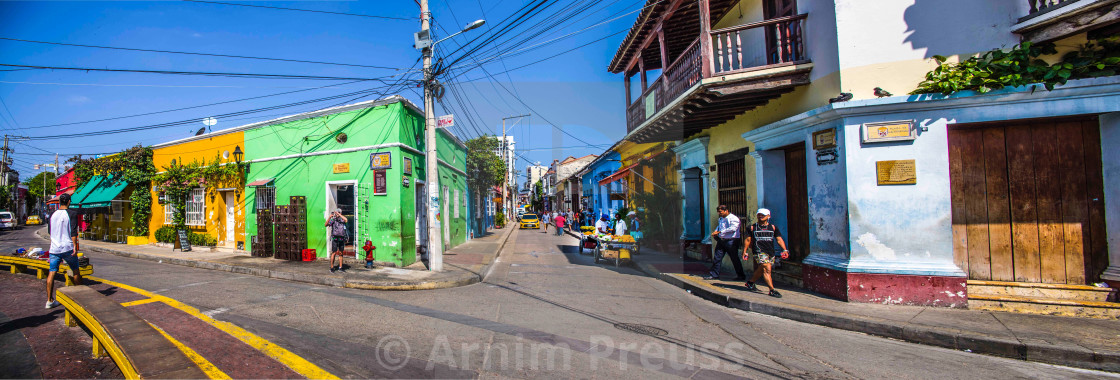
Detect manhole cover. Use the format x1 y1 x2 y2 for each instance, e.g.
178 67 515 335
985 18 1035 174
276 312 288 317
613 323 667 337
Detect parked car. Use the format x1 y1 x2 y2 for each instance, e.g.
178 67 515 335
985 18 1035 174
25 215 42 225
0 212 15 230
519 214 540 229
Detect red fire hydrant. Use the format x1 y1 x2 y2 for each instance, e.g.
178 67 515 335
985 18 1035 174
363 240 376 269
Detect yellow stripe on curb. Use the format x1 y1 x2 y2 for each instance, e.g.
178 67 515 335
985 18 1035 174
149 323 231 379
120 298 160 307
89 276 339 380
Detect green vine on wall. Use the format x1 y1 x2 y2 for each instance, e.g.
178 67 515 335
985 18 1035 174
912 37 1120 95
153 155 242 230
68 146 157 236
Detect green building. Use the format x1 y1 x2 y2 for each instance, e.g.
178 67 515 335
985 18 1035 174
243 96 469 266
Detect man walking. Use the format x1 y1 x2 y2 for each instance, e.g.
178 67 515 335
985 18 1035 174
325 208 348 273
704 205 746 281
45 193 81 309
743 208 789 298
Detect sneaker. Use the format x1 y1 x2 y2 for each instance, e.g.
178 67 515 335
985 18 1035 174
330 267 337 273
769 290 782 298
744 282 758 291
45 300 59 309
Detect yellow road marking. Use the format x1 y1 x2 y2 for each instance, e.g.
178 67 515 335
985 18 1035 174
120 298 160 307
89 276 338 380
149 323 231 380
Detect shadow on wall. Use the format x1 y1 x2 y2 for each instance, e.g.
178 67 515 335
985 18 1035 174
903 0 1024 59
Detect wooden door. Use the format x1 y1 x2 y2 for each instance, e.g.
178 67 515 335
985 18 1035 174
784 144 810 262
948 118 1107 284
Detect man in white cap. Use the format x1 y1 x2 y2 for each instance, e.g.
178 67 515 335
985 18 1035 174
742 208 789 298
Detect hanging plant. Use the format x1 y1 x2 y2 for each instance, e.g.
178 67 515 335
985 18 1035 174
68 145 157 236
912 37 1120 95
153 154 243 230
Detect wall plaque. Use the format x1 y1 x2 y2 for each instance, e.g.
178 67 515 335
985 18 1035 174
862 120 916 143
370 152 392 170
333 163 350 173
402 157 413 175
373 170 388 195
816 148 839 165
812 128 836 149
876 159 917 185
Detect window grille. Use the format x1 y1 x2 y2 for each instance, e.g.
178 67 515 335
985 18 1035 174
186 188 205 226
161 193 175 225
111 201 124 222
255 186 276 211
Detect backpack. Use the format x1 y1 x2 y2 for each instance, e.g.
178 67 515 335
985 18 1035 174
331 217 348 237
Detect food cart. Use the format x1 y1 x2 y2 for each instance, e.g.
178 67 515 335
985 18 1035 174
591 233 636 267
578 226 597 255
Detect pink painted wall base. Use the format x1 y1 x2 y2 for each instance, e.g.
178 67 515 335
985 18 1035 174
804 264 968 307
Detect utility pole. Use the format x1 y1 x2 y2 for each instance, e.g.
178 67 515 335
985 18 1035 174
501 114 529 218
1 135 9 188
420 0 444 272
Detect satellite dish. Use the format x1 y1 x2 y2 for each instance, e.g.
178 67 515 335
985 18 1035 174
202 117 218 126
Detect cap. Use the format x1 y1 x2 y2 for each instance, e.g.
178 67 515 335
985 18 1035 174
756 208 771 216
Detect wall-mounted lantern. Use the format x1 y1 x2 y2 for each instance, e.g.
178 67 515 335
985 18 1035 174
233 145 248 173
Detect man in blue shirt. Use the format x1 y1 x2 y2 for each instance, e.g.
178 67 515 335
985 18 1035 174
704 205 746 281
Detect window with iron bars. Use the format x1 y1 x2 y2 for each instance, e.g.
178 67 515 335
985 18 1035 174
186 188 205 226
255 186 275 211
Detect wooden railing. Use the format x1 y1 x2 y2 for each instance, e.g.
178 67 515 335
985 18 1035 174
1028 0 1075 16
624 14 809 132
711 14 807 74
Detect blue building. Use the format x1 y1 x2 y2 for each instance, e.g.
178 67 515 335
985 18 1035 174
578 150 623 224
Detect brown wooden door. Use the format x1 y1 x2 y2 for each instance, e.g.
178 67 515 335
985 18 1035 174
948 118 1107 284
784 144 810 263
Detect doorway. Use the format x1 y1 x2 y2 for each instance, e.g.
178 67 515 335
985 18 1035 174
681 168 705 240
415 183 428 260
782 143 810 263
325 181 357 255
948 117 1107 284
223 191 236 248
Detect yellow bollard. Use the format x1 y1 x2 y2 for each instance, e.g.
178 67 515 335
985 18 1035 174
36 268 46 280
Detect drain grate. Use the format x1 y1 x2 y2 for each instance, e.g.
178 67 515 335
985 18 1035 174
613 323 668 337
276 312 288 317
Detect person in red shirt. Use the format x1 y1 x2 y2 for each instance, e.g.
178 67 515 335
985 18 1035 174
554 212 566 236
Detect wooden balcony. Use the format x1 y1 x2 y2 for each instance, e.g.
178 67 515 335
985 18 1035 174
624 14 811 143
1014 0 1120 42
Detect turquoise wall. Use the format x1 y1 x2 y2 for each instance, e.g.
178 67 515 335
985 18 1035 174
243 98 467 266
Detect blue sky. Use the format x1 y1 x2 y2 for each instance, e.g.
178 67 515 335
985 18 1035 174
0 0 641 185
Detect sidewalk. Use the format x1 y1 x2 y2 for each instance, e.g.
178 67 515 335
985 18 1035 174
616 239 1120 372
36 227 515 291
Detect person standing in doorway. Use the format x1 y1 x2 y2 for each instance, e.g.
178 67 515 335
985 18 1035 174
743 208 789 298
326 208 348 273
45 193 81 309
704 205 746 281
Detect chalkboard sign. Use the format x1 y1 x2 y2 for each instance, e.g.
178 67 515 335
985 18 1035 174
177 230 192 252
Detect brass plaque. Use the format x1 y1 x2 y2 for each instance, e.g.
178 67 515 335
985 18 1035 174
333 163 350 174
812 128 836 149
862 120 916 143
876 160 917 185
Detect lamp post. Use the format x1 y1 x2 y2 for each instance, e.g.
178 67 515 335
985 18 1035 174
419 2 484 271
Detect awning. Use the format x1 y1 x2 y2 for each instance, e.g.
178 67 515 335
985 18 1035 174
598 162 640 186
247 178 274 187
69 175 104 207
75 176 129 209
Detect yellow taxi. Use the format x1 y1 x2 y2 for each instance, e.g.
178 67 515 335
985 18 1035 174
519 213 540 229
25 215 42 225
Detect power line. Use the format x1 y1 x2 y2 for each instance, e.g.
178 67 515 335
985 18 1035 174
0 37 406 70
181 0 412 21
0 64 399 81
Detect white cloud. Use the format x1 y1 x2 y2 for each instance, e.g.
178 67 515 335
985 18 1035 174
68 95 91 104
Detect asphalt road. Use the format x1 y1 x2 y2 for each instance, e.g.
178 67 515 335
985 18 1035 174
2 225 1116 379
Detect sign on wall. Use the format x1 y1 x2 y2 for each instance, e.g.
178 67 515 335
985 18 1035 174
437 114 454 128
862 120 916 143
333 163 350 173
812 128 836 149
402 157 413 175
373 170 388 195
370 152 392 170
876 159 917 185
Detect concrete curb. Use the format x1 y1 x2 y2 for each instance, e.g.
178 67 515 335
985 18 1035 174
36 228 515 291
633 260 1120 372
479 226 517 283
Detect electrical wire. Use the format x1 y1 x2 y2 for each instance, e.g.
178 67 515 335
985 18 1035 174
0 64 399 81
0 37 406 70
181 0 412 21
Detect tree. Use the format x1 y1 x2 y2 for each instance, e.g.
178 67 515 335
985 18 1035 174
24 171 57 213
465 136 506 230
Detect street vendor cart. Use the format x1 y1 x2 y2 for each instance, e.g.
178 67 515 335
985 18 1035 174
592 234 637 267
578 226 597 255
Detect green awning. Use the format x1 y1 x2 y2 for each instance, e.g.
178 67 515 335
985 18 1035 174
69 175 104 208
76 176 129 209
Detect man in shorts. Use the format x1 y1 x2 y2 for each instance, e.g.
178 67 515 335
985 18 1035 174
326 208 348 273
742 208 789 298
45 193 81 309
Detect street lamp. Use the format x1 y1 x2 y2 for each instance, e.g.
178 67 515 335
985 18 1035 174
232 145 248 173
419 2 484 272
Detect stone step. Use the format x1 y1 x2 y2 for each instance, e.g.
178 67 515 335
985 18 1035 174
771 261 804 288
968 280 1115 302
969 295 1120 319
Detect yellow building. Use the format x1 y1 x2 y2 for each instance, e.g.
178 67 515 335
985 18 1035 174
149 131 247 249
